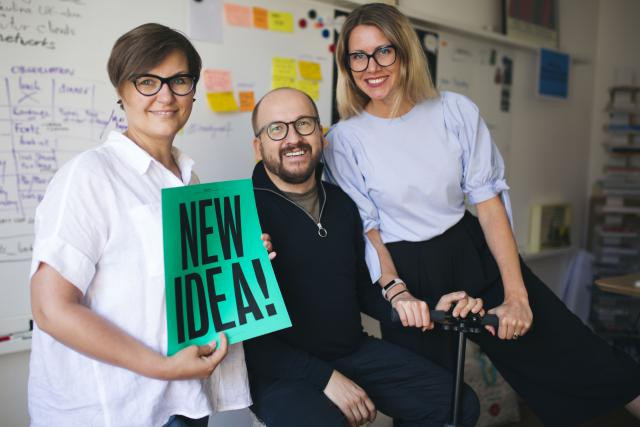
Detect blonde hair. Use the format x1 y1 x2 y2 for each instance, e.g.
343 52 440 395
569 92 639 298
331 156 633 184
335 3 438 119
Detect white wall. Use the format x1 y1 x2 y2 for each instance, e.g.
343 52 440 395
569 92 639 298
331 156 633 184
587 0 640 190
508 0 597 284
0 350 29 426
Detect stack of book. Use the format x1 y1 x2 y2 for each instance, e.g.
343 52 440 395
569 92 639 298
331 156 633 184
592 86 640 277
589 86 640 362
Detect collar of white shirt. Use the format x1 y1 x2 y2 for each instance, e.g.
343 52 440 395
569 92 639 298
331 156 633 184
105 131 195 184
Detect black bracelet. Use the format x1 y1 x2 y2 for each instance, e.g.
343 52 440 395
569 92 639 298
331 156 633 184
383 278 402 290
382 278 405 301
389 289 407 303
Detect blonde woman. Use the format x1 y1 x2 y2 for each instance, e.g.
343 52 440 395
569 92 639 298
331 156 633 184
324 3 640 425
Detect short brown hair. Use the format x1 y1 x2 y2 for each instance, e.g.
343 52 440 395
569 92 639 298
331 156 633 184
107 23 201 90
335 3 438 119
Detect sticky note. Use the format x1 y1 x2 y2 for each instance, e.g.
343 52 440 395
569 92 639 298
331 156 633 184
224 3 251 27
206 92 238 112
272 57 297 80
202 69 233 93
268 11 294 32
253 7 268 29
272 75 295 89
238 91 255 112
294 79 319 101
189 0 223 43
298 60 322 81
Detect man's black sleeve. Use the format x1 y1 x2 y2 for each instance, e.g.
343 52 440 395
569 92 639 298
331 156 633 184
244 333 334 390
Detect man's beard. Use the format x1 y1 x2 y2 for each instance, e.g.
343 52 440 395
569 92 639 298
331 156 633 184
262 142 320 184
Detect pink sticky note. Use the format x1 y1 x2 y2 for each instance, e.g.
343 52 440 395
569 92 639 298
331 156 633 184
202 69 233 93
224 3 251 27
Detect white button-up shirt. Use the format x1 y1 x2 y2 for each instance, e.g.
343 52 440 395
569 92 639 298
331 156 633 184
29 131 250 427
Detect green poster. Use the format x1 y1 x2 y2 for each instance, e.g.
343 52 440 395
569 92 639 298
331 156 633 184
162 179 291 355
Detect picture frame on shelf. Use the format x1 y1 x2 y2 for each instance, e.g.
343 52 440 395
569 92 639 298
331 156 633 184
528 203 572 253
503 0 558 48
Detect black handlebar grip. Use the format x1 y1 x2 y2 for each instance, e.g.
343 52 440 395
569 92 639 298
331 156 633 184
481 314 499 327
429 310 447 323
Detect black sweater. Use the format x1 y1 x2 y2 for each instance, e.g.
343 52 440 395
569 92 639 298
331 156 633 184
244 162 389 392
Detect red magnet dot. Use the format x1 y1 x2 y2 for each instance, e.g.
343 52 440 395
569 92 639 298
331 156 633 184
328 44 336 53
489 403 501 417
299 18 307 28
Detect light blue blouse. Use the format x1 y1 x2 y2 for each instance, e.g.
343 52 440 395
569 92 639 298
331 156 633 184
324 91 512 282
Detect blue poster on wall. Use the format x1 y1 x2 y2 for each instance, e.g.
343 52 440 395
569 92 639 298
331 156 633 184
537 48 570 98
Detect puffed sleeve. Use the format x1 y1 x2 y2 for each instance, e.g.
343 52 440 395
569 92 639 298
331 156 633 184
324 123 383 282
30 153 110 293
442 92 513 225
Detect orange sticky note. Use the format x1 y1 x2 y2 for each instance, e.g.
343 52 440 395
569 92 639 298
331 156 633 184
224 3 251 27
202 69 232 93
206 92 238 113
253 7 268 29
268 11 294 32
238 91 255 112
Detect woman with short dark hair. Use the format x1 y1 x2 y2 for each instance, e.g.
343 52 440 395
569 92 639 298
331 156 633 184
29 23 254 426
325 3 640 425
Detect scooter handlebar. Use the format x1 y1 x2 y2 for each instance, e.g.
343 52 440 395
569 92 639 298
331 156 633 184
391 309 499 328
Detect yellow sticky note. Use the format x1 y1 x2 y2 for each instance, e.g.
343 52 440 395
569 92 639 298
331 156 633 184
224 3 251 27
298 61 322 81
238 91 255 112
268 11 294 32
294 79 319 101
206 92 238 112
272 75 295 89
272 57 297 80
253 7 268 29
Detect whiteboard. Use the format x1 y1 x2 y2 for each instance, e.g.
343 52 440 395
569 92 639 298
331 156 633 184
0 0 337 334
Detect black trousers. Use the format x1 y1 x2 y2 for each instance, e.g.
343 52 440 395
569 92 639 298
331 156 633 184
250 336 480 427
382 212 640 427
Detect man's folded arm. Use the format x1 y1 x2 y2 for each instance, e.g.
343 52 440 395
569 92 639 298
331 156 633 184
244 333 334 390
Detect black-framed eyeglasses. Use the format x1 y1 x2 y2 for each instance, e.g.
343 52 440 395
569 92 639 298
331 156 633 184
347 45 396 72
131 73 197 96
256 116 320 141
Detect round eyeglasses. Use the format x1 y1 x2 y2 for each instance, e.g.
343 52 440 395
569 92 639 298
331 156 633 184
347 45 396 72
131 73 197 96
256 116 319 141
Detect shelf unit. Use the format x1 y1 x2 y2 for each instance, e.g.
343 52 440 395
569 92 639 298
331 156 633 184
314 0 592 63
588 86 640 362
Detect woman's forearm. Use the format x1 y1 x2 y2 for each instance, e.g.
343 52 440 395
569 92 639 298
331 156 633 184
365 228 399 286
31 263 168 379
476 196 527 300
